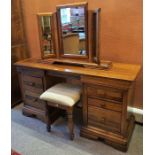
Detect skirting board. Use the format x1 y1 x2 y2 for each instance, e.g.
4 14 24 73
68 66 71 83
128 106 143 123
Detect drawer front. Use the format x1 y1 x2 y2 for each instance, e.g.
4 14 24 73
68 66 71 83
88 106 121 133
81 75 131 90
87 85 123 102
18 67 44 77
24 91 46 110
22 75 44 93
88 98 122 112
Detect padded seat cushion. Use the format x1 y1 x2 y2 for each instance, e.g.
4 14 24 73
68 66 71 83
40 83 82 107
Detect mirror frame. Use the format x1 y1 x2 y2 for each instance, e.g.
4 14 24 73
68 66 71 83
93 8 101 65
37 12 56 59
56 2 89 60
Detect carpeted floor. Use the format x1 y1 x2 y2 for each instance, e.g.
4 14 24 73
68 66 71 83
11 104 143 155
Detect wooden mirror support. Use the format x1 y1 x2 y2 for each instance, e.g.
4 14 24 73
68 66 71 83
91 8 112 69
37 13 56 59
56 2 89 60
93 8 101 65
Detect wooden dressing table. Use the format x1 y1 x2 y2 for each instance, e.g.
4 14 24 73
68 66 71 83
15 58 140 151
14 1 141 151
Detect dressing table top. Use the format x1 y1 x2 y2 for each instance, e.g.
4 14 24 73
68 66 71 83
15 58 141 81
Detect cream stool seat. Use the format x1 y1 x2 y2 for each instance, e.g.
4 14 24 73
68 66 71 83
40 83 82 140
40 83 81 107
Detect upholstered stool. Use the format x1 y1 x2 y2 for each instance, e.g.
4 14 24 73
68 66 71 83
40 83 81 140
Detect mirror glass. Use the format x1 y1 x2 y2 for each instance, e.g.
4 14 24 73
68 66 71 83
40 16 54 56
60 7 86 56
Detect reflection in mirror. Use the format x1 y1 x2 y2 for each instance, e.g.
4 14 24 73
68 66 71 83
41 16 53 55
60 7 86 56
37 13 55 58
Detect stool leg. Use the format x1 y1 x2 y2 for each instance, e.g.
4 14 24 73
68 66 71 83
45 103 51 132
67 108 74 140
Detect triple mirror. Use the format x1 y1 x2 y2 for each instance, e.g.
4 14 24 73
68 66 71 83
37 2 110 69
37 13 56 58
57 2 88 58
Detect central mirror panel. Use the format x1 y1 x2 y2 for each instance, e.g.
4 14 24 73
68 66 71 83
57 2 88 59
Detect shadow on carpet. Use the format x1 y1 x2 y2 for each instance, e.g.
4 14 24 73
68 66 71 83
11 104 143 155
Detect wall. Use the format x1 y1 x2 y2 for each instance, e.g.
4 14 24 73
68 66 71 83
22 0 143 108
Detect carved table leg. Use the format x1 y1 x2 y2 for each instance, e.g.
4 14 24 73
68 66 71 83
67 108 74 140
45 103 51 132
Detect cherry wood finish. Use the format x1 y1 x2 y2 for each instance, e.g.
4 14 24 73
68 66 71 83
46 101 75 140
37 13 56 59
56 2 89 60
16 66 63 122
15 58 140 151
36 2 112 69
15 58 140 81
80 75 136 151
21 0 142 108
93 8 101 64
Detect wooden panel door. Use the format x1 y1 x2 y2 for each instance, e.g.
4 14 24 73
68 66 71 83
11 0 29 107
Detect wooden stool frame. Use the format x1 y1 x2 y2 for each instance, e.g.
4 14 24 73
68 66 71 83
45 101 75 140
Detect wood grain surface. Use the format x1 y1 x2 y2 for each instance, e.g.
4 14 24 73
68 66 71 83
21 0 143 108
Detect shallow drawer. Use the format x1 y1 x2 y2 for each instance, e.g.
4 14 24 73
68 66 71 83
24 91 46 110
87 85 123 102
81 75 131 90
22 75 44 93
88 106 121 133
88 98 122 112
18 67 44 77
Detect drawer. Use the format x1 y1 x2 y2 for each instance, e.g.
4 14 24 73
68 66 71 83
17 67 44 77
81 75 131 90
22 75 44 93
24 91 46 110
88 98 122 112
87 85 123 102
88 106 121 133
